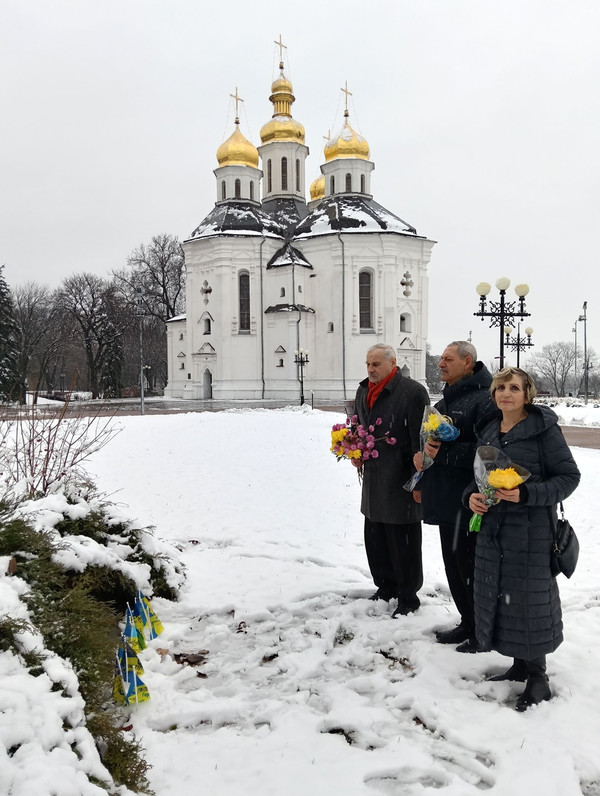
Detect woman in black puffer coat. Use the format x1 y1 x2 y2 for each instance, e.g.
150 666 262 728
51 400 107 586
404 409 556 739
466 367 580 712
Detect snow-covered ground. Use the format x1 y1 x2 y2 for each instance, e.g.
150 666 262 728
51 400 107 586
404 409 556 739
2 405 600 795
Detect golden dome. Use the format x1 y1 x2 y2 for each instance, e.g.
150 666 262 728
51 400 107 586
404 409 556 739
260 62 305 145
324 111 369 161
216 120 259 168
309 175 325 201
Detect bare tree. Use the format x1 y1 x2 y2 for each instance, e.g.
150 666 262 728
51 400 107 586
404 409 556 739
57 274 130 398
114 233 185 322
528 342 576 397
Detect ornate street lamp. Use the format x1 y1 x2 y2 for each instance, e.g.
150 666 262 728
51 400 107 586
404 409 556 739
503 324 534 368
474 278 531 368
294 348 309 406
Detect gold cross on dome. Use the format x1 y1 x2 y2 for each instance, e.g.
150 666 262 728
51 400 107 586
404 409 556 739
341 81 352 111
274 34 287 65
229 87 244 120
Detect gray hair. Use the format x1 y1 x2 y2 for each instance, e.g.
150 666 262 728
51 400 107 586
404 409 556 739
447 340 477 362
367 344 396 361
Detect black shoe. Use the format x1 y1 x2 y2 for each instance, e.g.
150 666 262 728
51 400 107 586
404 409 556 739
435 623 470 645
487 660 528 682
392 601 420 618
368 589 393 602
515 675 551 712
455 637 483 653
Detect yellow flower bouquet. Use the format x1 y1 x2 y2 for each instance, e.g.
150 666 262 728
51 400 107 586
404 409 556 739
469 446 531 532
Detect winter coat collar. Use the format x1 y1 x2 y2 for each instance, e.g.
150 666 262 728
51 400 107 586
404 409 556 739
476 402 559 443
441 361 492 405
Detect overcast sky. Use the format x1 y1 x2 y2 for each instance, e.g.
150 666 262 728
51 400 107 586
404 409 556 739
1 0 598 367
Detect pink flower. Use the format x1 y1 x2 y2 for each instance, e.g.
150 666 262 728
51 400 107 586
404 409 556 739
375 418 382 426
370 450 379 458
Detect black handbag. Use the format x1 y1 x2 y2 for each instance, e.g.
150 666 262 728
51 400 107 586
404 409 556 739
550 502 579 579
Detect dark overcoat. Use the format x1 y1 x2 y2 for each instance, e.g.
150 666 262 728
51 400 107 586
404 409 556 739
468 404 580 660
421 362 494 525
354 371 429 525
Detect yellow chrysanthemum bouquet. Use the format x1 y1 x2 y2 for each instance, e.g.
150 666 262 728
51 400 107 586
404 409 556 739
469 445 531 532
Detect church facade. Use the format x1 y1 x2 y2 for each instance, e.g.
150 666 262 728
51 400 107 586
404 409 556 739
165 57 435 402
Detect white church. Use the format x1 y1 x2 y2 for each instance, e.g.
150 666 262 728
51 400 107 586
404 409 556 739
165 47 435 402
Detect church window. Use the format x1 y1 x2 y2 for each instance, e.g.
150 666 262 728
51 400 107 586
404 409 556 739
178 332 184 341
277 358 284 368
179 362 185 370
360 174 365 193
400 313 411 332
280 287 285 297
250 181 254 200
330 176 335 194
328 322 334 333
221 181 226 201
267 160 272 192
359 270 373 330
345 173 352 192
204 318 212 334
401 364 410 378
281 157 288 190
234 178 241 199
297 284 302 293
239 271 250 332
296 159 300 191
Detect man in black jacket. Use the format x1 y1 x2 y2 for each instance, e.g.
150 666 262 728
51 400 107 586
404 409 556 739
354 344 429 617
414 341 493 650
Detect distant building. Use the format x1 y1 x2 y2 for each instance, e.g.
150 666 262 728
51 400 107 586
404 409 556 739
165 52 435 401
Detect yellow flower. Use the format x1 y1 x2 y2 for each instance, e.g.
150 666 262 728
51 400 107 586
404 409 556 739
423 414 442 432
487 467 524 490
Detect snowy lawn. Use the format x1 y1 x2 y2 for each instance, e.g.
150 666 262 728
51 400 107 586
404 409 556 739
85 408 600 796
1 406 599 795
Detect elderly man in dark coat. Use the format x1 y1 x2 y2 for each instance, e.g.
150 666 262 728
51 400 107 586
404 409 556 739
414 341 493 652
354 344 429 617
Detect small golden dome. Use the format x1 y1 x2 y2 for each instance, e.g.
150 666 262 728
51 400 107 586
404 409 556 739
260 62 305 145
216 120 259 168
324 111 369 162
309 175 325 201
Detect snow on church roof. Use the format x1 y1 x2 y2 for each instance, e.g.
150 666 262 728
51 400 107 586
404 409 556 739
266 242 313 270
187 201 284 241
294 195 420 239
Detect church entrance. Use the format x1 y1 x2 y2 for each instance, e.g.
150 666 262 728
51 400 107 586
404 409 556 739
203 369 213 399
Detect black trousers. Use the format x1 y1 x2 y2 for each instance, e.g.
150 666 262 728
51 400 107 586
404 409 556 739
364 519 423 606
439 513 477 632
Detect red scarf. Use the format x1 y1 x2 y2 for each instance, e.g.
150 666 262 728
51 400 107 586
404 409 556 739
366 367 397 409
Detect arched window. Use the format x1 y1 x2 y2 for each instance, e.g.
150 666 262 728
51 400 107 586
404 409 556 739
330 176 335 194
359 270 373 330
204 318 211 334
250 181 254 201
267 160 272 192
360 174 365 193
178 332 184 341
327 322 334 333
179 362 185 370
296 159 300 191
400 313 411 332
281 157 288 190
234 178 241 199
401 364 410 378
239 271 250 332
221 181 226 201
280 287 285 297
297 284 302 293
277 358 284 368
345 173 352 192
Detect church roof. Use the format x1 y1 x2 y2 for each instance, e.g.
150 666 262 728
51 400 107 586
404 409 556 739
293 195 420 239
265 303 315 314
261 197 308 234
187 201 284 241
266 242 313 270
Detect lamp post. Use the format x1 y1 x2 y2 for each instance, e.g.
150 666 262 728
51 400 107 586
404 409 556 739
474 278 531 368
573 321 578 398
134 287 146 415
502 323 534 368
294 348 309 406
579 301 588 404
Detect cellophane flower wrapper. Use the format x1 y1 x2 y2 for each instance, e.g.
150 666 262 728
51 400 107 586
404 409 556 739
468 445 531 531
403 406 460 491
